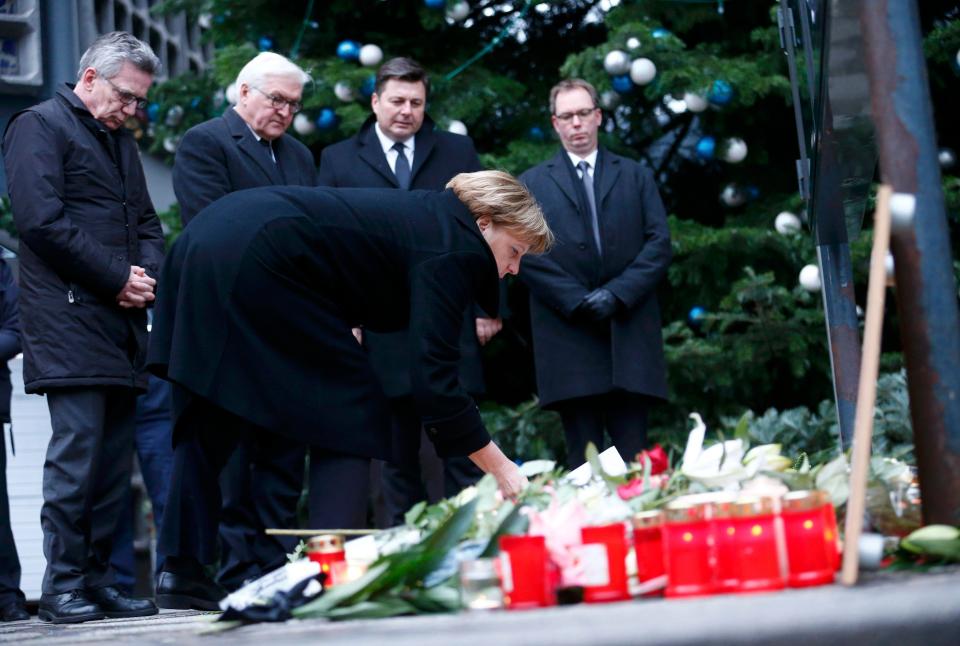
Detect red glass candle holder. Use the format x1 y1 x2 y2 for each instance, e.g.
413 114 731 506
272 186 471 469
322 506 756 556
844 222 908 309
732 497 785 593
822 499 840 571
710 498 740 593
632 511 666 595
782 490 835 587
580 523 631 603
499 535 556 609
307 534 346 585
663 499 714 598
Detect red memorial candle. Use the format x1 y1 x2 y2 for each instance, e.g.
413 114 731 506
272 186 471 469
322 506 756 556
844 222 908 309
580 522 631 603
732 497 785 593
499 535 555 609
782 490 836 587
306 534 346 586
663 499 714 598
632 510 666 595
709 497 740 593
822 499 841 571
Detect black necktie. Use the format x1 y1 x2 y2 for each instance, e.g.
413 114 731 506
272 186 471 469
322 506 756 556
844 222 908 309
393 141 411 189
578 160 601 253
259 137 275 164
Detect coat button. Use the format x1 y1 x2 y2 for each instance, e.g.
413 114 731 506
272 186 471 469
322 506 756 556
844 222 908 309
578 243 587 250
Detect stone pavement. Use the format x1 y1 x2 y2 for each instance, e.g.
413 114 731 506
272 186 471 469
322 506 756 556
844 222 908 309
2 567 958 645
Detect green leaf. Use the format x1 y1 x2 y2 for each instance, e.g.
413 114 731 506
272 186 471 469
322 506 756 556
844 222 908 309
479 502 528 558
324 598 418 621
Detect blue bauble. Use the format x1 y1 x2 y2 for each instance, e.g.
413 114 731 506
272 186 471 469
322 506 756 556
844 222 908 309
315 108 338 130
746 185 760 200
611 74 633 93
528 126 544 141
258 36 274 51
688 306 707 329
360 75 377 98
708 79 734 106
652 28 671 39
146 103 161 121
189 97 202 109
424 0 446 8
695 136 716 160
336 40 361 61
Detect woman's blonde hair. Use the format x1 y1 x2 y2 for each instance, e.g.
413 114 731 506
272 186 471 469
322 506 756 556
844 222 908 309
447 170 554 254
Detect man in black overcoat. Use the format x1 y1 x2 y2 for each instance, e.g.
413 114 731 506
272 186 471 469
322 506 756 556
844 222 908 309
168 51 318 599
1 32 164 623
519 79 672 469
318 58 492 527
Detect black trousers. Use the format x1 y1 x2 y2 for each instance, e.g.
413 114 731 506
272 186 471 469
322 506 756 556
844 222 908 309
41 387 137 594
160 398 369 570
377 395 483 528
554 391 650 470
0 424 24 606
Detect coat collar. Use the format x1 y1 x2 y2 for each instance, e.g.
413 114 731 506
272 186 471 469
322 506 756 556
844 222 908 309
436 189 500 317
224 108 284 184
545 146 621 208
355 115 439 188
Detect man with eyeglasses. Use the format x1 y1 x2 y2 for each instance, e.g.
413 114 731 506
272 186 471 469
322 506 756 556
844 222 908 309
157 51 317 610
519 78 672 470
1 31 164 623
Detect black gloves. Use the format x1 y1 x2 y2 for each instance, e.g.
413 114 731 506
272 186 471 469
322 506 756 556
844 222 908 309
575 288 620 321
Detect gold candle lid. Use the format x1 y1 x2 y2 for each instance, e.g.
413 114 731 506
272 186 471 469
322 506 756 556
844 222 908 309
782 490 824 511
632 510 665 529
733 496 777 517
665 497 709 522
307 534 344 553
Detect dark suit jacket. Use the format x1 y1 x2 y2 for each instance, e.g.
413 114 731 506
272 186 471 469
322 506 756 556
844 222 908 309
519 148 672 406
147 187 499 460
173 108 318 224
317 116 486 397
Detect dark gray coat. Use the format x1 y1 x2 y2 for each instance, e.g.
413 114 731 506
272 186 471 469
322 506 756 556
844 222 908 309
519 148 672 407
1 85 165 393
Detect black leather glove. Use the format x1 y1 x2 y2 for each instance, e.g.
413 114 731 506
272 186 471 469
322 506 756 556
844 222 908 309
576 288 620 321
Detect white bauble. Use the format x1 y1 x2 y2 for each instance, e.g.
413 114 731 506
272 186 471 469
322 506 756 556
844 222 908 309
626 37 641 50
799 264 821 292
198 13 212 29
448 119 468 136
293 113 316 136
885 251 895 281
720 183 746 207
723 138 748 163
226 82 239 105
447 1 470 21
600 90 621 110
890 192 916 231
683 92 708 113
938 148 956 169
775 211 802 235
359 44 383 67
162 135 180 153
629 58 657 85
603 50 631 76
334 82 355 102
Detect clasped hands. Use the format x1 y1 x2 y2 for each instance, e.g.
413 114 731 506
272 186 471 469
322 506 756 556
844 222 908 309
574 287 620 321
116 265 156 309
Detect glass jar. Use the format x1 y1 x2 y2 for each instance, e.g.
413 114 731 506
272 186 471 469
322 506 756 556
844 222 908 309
580 522 631 603
663 498 714 597
782 490 835 587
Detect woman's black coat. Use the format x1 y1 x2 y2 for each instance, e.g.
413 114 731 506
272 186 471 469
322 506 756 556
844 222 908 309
146 186 500 461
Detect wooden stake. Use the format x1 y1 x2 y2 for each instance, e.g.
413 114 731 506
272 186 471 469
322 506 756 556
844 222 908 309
265 528 379 536
841 184 893 586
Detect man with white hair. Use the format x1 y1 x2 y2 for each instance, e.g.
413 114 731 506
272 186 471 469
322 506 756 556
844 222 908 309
160 52 317 608
2 31 164 623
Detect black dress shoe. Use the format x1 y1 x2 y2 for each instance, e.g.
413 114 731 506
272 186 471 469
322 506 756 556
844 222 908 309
156 570 226 611
87 585 158 618
38 590 105 624
0 600 30 622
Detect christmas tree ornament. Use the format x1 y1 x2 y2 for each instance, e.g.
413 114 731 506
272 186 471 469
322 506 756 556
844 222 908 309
336 40 361 61
745 185 760 201
626 37 641 50
424 0 446 8
146 103 160 122
360 75 377 98
654 105 671 127
226 82 239 105
528 125 545 141
359 44 383 67
448 120 468 136
687 306 707 330
315 108 338 130
293 113 316 135
162 135 180 154
665 95 687 114
190 97 202 109
890 192 917 231
213 88 226 108
629 58 657 85
611 75 633 93
683 92 708 113
720 183 746 207
774 211 802 235
146 124 155 138
885 252 895 282
603 50 631 76
695 136 716 160
600 90 621 109
198 13 212 29
939 147 956 169
722 138 747 163
334 82 355 102
258 36 274 51
447 1 471 22
799 264 821 292
708 80 734 106
652 28 670 39
164 104 184 127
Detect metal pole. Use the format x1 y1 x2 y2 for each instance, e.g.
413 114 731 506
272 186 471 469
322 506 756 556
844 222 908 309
860 0 960 525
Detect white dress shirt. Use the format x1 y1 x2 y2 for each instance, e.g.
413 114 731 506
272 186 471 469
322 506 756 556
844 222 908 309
374 123 415 173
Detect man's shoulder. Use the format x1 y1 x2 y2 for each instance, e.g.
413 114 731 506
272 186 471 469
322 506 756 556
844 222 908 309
430 128 477 151
320 132 363 159
182 114 230 142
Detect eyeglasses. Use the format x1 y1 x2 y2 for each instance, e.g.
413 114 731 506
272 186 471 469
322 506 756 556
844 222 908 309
554 107 598 122
102 76 149 110
250 86 303 113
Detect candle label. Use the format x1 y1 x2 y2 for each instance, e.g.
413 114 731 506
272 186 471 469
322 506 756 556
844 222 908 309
576 543 611 586
499 553 514 592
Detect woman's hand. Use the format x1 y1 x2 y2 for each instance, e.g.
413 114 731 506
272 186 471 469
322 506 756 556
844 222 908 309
468 441 528 501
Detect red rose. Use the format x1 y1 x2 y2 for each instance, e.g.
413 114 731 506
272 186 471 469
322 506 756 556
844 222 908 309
636 444 669 475
617 477 646 500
